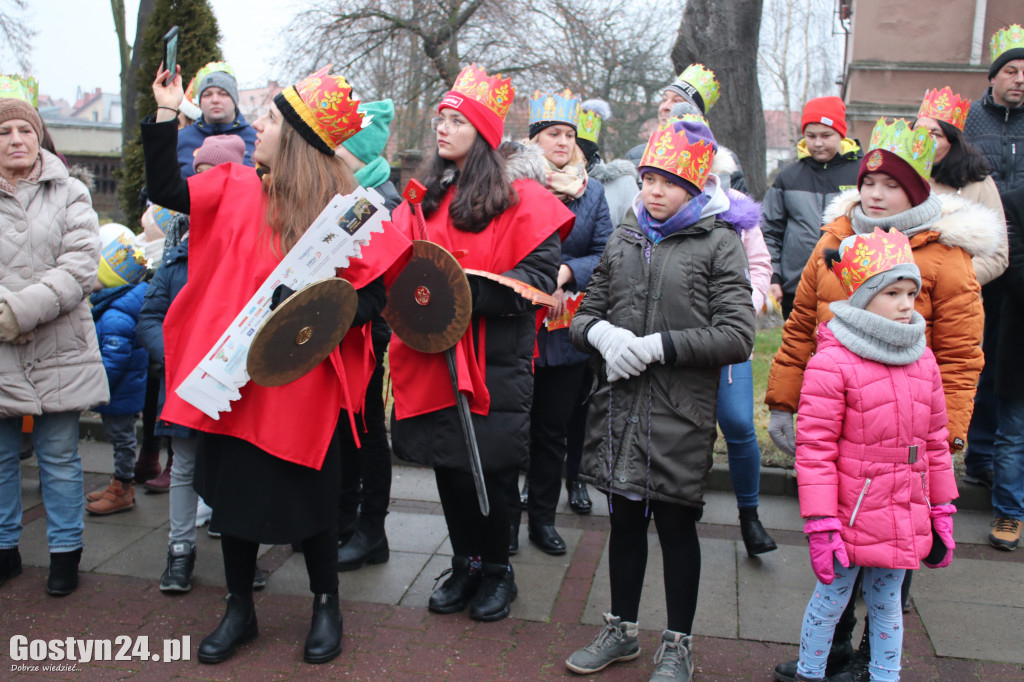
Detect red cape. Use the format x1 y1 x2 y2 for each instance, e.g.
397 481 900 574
389 178 574 419
161 164 411 468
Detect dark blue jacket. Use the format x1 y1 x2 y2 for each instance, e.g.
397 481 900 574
963 88 1024 195
176 114 257 178
536 178 614 367
137 238 192 438
90 283 149 415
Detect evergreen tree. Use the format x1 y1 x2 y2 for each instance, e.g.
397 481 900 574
117 0 223 226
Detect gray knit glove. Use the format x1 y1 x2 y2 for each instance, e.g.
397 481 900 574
768 409 796 457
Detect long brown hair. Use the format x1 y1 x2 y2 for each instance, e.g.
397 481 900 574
264 122 358 253
420 135 511 233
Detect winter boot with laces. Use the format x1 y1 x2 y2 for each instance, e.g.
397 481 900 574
160 541 196 592
469 562 517 622
650 630 693 681
428 555 481 614
565 612 640 674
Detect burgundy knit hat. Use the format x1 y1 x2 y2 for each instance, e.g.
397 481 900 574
801 96 847 138
192 134 245 172
0 97 43 141
857 148 932 207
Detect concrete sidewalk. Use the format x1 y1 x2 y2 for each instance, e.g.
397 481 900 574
1 439 1022 680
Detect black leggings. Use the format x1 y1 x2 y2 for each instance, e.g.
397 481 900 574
608 495 702 634
435 467 516 565
221 529 338 599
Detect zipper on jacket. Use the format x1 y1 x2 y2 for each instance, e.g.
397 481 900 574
921 472 930 511
849 478 871 527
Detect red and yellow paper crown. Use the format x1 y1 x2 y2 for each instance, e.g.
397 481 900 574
917 87 971 131
449 64 514 121
639 116 716 190
277 65 365 153
831 228 915 298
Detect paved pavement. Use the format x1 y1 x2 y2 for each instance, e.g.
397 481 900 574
1 439 1022 680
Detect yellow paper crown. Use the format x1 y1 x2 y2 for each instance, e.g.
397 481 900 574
671 64 720 113
577 108 602 143
281 65 365 149
0 74 38 107
917 87 971 131
867 118 935 181
639 116 716 190
990 24 1024 63
831 228 915 298
450 64 514 121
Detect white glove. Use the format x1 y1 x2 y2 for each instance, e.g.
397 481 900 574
768 409 796 457
635 333 665 365
587 321 649 382
0 302 21 342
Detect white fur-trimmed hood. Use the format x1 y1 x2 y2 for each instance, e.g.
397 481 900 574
499 140 546 184
823 187 1004 259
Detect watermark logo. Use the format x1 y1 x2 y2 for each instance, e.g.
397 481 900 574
9 635 191 668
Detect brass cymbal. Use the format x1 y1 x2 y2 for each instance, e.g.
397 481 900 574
247 278 357 387
382 240 472 354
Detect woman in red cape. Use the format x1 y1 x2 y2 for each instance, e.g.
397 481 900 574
388 65 574 622
142 64 410 665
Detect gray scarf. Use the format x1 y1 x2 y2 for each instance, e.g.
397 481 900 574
827 301 926 366
850 194 942 238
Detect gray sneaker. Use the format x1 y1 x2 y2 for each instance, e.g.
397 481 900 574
565 613 640 674
650 630 693 682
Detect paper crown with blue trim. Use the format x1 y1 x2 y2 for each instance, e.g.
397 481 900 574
529 89 581 132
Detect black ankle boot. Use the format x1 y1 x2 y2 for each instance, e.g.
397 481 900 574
739 507 777 556
428 556 481 614
469 563 517 622
197 594 258 664
46 548 82 596
0 547 23 588
336 517 388 572
304 592 342 664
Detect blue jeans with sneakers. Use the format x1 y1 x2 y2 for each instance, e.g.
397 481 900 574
798 562 906 682
0 413 84 552
993 396 1024 521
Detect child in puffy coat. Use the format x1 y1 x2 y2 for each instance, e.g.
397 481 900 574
85 224 150 515
792 228 958 682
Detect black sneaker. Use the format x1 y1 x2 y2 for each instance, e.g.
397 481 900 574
160 542 196 593
253 566 267 590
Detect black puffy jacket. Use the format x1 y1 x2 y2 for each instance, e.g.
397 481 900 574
963 88 1024 195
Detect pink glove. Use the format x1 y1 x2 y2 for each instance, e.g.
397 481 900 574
804 517 850 585
924 504 956 569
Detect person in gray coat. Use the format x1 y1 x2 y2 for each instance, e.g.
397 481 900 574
0 94 108 596
565 116 754 681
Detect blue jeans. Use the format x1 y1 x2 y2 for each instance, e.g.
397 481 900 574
965 365 998 477
101 412 138 481
0 412 85 552
798 562 906 682
993 396 1024 519
718 361 760 508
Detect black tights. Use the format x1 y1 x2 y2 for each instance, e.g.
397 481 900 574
608 495 702 634
435 467 516 565
221 530 338 600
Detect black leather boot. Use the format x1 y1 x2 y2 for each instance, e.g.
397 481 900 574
428 556 482 614
739 507 777 556
567 480 592 514
469 563 517 622
304 592 343 664
46 548 82 596
197 594 258 664
0 547 22 588
336 517 389 572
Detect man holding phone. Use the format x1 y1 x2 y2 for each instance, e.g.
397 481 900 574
176 61 257 178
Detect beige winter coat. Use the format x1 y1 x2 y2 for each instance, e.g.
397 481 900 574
931 176 1007 285
0 149 108 417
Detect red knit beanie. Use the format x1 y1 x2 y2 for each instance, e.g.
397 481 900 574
801 96 847 138
192 134 245 172
857 149 932 207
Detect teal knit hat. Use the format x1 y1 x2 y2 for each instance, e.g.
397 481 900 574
342 99 394 163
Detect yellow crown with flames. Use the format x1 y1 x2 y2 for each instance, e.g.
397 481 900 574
281 65 365 149
451 64 514 121
831 228 915 298
917 87 971 131
639 116 716 190
991 24 1024 63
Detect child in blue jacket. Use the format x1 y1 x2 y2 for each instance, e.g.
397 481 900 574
85 224 150 515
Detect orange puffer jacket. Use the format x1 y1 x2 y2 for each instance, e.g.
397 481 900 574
765 189 1002 449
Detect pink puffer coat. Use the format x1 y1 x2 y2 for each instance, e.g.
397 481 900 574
795 324 959 569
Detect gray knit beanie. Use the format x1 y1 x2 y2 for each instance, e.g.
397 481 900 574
198 70 239 110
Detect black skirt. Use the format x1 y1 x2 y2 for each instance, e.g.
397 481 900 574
194 417 350 545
